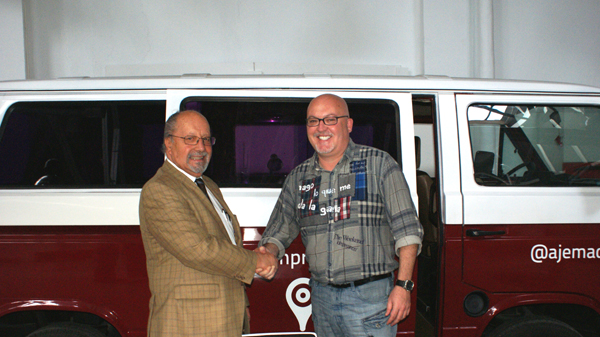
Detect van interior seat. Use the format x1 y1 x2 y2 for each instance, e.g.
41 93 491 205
415 137 438 257
417 171 437 239
474 150 495 174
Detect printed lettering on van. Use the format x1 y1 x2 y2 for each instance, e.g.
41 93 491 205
279 253 307 269
286 277 312 332
531 244 600 263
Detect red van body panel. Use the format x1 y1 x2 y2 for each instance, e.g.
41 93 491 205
0 225 419 336
0 226 149 336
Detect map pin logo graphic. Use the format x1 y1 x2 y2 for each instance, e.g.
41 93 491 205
286 277 312 331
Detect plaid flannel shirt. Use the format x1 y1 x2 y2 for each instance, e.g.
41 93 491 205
260 139 423 285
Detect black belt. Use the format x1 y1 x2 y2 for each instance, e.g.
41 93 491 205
328 273 391 289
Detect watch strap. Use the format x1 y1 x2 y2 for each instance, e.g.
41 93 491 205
395 279 414 292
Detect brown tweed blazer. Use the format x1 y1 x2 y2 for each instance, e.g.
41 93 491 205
139 161 257 337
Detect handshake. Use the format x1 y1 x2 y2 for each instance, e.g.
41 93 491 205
254 243 279 280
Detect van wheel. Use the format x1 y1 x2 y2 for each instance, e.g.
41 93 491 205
25 322 105 337
486 316 582 337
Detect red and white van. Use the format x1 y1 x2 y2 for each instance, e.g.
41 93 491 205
0 75 599 337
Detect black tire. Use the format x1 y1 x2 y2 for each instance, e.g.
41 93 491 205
25 322 105 337
487 316 582 337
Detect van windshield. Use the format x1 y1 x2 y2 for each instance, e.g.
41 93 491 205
468 104 600 187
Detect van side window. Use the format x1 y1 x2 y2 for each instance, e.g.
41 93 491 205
183 98 399 187
468 104 600 186
0 101 166 188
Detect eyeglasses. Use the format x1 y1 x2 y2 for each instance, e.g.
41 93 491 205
170 135 216 146
306 116 349 127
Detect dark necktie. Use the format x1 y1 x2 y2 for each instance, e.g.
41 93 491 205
195 177 208 196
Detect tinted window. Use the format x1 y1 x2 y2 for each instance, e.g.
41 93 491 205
468 104 600 186
0 101 166 188
183 98 400 187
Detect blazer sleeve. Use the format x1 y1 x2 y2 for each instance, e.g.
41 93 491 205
141 180 257 284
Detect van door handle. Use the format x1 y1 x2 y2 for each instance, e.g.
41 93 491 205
466 229 506 237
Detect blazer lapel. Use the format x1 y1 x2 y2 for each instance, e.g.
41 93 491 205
162 162 228 237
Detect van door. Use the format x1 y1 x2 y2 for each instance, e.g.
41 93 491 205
455 93 600 330
166 89 417 334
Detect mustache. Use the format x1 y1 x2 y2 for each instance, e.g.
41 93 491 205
188 151 209 159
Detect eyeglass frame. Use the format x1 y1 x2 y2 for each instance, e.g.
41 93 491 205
306 115 350 127
169 135 216 146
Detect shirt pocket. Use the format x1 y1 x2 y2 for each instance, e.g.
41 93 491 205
350 159 368 201
337 173 356 198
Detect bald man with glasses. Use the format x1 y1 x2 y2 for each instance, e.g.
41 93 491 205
259 94 423 337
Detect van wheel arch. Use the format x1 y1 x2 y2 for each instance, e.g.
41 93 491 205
484 315 582 337
482 304 600 337
26 322 105 337
0 310 121 337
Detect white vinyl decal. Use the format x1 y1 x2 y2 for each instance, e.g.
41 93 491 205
286 277 312 331
531 244 600 263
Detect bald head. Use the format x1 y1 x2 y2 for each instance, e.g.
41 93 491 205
307 94 349 117
306 94 353 170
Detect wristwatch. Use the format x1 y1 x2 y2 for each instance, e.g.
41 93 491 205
395 279 414 292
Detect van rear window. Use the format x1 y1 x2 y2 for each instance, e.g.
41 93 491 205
182 98 400 187
0 101 166 188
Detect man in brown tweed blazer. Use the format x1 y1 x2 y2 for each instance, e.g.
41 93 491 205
139 110 277 337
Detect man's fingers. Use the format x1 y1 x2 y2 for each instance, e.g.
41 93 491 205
386 287 411 325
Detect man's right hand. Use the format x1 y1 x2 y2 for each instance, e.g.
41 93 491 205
255 246 278 280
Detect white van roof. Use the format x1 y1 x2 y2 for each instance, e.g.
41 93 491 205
1 74 599 94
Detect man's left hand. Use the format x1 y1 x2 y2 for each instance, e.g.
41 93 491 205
385 285 411 326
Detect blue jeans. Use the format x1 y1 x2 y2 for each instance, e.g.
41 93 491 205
310 275 397 337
